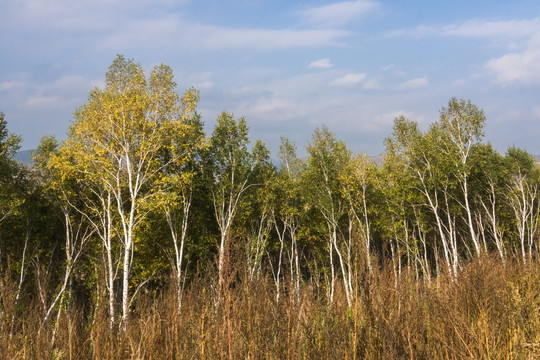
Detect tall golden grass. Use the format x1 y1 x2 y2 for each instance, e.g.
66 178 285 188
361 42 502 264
1 255 539 359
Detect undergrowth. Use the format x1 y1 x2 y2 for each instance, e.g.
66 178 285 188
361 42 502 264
1 256 539 359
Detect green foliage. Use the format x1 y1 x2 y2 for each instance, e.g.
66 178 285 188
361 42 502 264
304 126 351 226
505 146 538 177
0 113 32 272
0 112 23 220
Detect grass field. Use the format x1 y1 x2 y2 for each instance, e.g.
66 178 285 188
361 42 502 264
1 256 539 359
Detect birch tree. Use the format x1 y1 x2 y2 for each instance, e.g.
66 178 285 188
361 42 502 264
385 116 460 278
340 153 377 274
33 136 93 341
437 98 486 258
275 137 304 302
206 112 269 295
305 126 353 306
505 147 540 263
160 95 206 313
244 159 274 284
52 145 119 327
58 55 198 328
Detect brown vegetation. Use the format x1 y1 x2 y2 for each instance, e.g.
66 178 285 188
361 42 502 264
1 255 539 359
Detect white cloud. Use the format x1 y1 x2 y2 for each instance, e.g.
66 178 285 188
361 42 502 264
485 34 540 86
368 110 419 131
395 77 428 90
0 73 98 112
25 95 62 109
331 73 366 87
197 80 214 90
385 25 437 38
0 80 25 92
104 17 350 50
1 0 186 31
361 78 382 90
309 58 334 69
387 18 540 87
50 75 94 92
443 19 540 86
0 71 102 149
451 78 468 87
380 64 406 77
3 0 350 51
388 18 540 39
239 97 301 122
198 26 348 50
441 18 540 38
301 0 380 27
531 106 540 119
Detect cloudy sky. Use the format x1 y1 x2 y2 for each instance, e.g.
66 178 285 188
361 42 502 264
2 0 540 157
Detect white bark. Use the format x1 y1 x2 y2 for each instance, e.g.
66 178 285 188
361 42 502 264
71 187 117 327
247 205 272 282
212 155 260 295
270 212 286 303
8 230 30 341
479 181 505 261
416 170 456 278
165 189 191 313
508 174 539 263
42 211 92 326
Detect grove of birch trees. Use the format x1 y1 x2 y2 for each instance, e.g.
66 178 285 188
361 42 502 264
1 55 540 338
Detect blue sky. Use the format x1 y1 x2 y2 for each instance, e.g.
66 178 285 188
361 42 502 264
2 0 540 157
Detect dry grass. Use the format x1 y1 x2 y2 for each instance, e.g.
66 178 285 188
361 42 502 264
1 256 539 359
